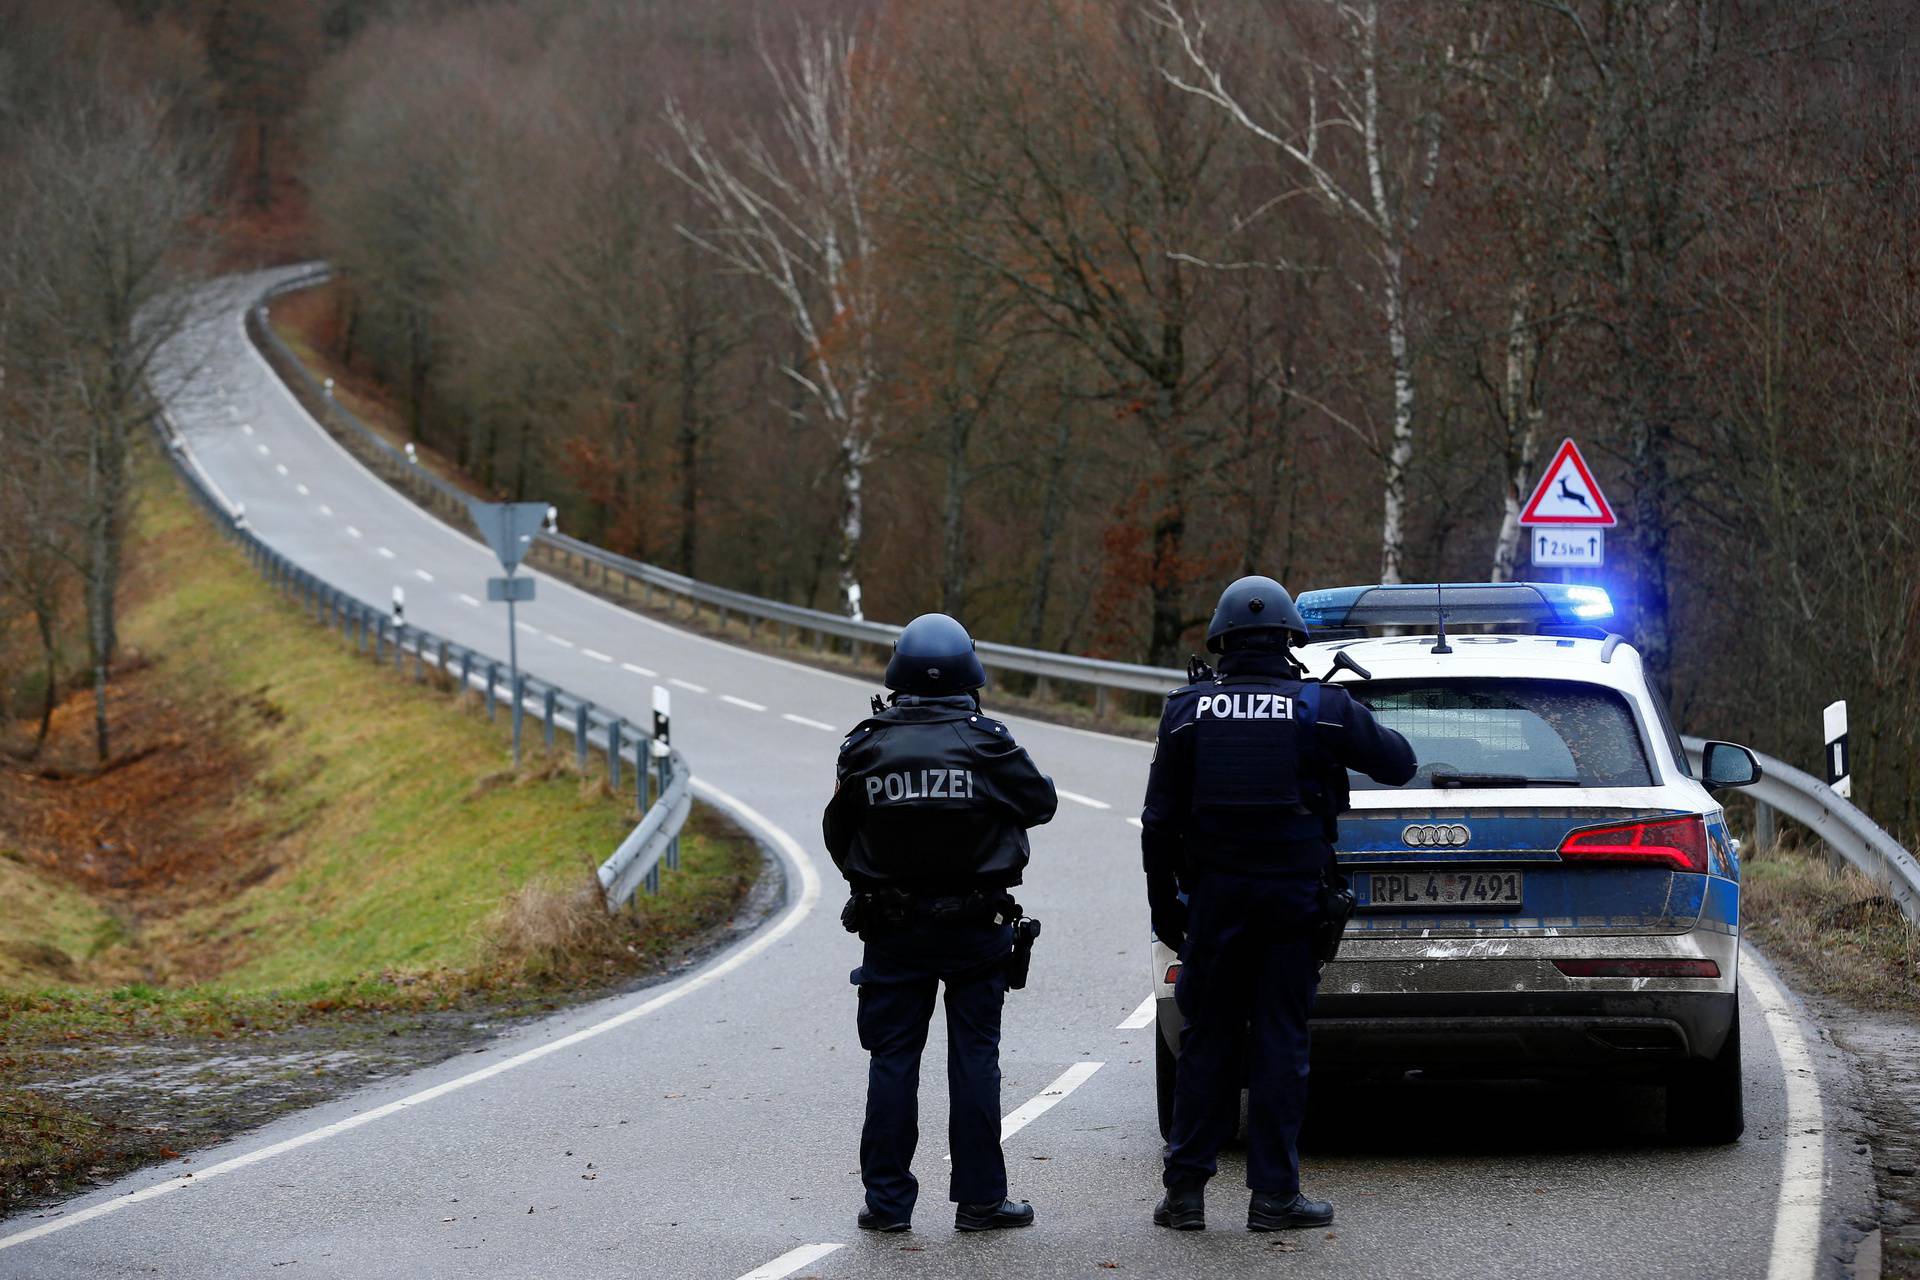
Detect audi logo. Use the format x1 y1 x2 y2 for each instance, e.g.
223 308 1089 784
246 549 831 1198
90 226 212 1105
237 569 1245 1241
1402 823 1471 848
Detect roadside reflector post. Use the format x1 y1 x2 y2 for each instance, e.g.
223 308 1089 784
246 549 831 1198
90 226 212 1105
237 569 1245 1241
652 686 676 870
1824 701 1851 799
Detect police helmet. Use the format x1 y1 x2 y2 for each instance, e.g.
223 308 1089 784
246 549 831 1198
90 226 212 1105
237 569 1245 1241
1204 575 1309 653
885 613 987 695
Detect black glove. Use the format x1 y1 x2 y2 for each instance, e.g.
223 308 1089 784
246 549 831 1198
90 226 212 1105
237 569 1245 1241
1146 871 1187 953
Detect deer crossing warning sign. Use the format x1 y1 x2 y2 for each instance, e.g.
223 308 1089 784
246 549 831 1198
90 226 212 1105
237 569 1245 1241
1520 438 1616 527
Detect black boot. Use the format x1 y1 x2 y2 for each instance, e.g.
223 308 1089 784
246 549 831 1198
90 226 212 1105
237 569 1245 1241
954 1199 1035 1232
1153 1181 1206 1231
1248 1191 1333 1232
857 1206 910 1233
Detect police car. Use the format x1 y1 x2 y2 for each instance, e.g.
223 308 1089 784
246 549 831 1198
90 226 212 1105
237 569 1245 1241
1151 582 1762 1144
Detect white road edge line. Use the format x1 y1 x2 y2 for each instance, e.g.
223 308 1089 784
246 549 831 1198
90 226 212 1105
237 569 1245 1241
620 662 656 677
1057 789 1111 810
1745 945 1825 1280
735 1243 844 1280
782 714 836 731
721 695 767 712
0 777 822 1257
670 678 708 694
1117 994 1156 1030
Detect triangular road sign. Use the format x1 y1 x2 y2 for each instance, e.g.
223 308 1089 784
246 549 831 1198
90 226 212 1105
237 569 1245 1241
1519 438 1616 527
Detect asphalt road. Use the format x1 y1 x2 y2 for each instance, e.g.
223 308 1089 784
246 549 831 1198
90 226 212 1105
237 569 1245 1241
0 270 1874 1279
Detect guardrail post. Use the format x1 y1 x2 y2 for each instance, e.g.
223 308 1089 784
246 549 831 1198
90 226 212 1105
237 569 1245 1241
436 639 448 673
1754 800 1777 854
486 662 499 720
1094 685 1110 720
394 624 406 671
575 704 590 770
355 605 367 652
777 621 789 647
543 687 557 751
374 617 386 662
460 649 472 691
608 721 623 790
665 754 681 872
637 747 649 810
813 628 826 654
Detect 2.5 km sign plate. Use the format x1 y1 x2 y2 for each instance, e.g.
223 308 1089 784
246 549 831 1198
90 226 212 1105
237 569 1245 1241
1531 529 1605 567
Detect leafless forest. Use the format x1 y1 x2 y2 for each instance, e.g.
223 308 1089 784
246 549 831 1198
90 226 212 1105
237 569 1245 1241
2 0 1917 831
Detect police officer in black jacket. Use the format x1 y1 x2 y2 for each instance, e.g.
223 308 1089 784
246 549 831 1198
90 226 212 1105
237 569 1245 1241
1144 576 1415 1233
824 613 1058 1235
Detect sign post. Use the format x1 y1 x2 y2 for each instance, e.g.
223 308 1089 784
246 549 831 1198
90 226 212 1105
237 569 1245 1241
1520 438 1616 578
468 499 549 765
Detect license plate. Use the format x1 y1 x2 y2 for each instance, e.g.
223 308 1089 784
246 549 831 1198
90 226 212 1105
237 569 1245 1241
1368 870 1524 910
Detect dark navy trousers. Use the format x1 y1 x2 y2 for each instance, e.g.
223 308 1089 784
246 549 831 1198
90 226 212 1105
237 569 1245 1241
1163 868 1322 1196
851 920 1013 1221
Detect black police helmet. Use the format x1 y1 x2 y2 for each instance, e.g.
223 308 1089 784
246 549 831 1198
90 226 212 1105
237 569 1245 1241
885 613 987 695
1204 575 1309 653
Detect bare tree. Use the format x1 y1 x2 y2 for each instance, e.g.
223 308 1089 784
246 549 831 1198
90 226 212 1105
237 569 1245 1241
1156 0 1452 583
664 26 890 619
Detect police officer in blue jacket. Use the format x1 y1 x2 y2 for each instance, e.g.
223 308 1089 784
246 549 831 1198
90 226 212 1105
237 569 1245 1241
824 613 1058 1235
1144 576 1415 1233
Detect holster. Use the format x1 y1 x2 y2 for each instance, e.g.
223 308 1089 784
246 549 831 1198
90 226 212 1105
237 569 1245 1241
1312 867 1356 966
1007 916 1042 990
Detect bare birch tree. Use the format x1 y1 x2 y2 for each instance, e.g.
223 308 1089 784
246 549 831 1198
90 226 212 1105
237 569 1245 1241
664 26 889 619
1156 0 1448 583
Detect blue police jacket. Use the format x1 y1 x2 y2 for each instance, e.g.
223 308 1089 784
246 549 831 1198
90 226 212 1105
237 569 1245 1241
824 694 1058 893
1141 650 1416 878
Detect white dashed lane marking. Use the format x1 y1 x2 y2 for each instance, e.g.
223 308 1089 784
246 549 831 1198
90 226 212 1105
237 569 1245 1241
1117 995 1156 1030
721 695 767 712
516 622 540 636
296 484 309 496
458 593 480 607
414 569 434 583
1057 789 1112 810
669 678 708 694
583 649 613 663
547 636 575 649
240 422 252 434
734 1244 844 1280
274 463 288 477
346 526 363 539
377 547 396 560
256 443 270 456
782 714 836 731
319 504 333 516
620 662 656 677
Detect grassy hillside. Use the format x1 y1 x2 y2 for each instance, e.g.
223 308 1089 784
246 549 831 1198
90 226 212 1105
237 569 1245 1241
0 447 762 1212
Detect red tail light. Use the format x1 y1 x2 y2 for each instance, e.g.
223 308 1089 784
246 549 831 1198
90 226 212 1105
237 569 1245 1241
1554 958 1720 979
1557 815 1708 873
1163 964 1182 985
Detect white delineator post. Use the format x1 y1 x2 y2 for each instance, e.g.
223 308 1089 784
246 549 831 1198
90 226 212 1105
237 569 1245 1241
1823 700 1851 799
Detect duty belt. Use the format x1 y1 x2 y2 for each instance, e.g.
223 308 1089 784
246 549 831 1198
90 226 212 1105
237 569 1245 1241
841 888 1019 933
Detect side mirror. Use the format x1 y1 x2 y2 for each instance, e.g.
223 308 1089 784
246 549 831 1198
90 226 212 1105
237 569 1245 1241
1700 741 1762 790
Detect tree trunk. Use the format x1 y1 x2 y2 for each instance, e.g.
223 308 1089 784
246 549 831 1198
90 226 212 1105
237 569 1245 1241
939 407 971 615
837 438 866 619
1025 416 1074 648
677 342 701 576
1627 413 1675 687
34 598 57 750
1379 250 1415 584
1491 283 1539 581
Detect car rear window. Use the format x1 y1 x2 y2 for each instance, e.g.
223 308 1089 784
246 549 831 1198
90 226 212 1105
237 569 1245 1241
1349 678 1654 789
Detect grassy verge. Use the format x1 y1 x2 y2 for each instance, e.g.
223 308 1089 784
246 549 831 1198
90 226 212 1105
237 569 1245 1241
0 447 765 1215
1742 840 1920 1014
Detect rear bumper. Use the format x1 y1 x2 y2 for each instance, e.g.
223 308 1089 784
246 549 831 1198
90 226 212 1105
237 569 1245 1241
1150 930 1740 1073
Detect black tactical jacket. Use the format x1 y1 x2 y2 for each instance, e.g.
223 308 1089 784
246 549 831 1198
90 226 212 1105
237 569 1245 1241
1141 650 1416 879
824 695 1058 892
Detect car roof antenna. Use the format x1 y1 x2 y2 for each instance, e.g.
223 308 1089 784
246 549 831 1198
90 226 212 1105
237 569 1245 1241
1430 582 1453 655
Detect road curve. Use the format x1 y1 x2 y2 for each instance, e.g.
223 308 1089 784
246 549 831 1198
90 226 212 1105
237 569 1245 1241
0 269 1869 1279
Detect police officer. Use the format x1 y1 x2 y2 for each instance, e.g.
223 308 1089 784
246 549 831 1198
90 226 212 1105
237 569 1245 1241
1143 576 1415 1233
823 613 1058 1234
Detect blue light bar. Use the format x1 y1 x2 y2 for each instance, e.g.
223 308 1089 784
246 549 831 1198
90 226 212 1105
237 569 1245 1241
1295 582 1614 634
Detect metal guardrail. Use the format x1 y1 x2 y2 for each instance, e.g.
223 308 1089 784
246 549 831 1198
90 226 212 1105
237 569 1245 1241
248 270 1918 923
1683 737 1920 927
153 406 691 912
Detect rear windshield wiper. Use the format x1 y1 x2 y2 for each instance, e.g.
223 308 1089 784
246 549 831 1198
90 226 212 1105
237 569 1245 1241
1429 772 1582 789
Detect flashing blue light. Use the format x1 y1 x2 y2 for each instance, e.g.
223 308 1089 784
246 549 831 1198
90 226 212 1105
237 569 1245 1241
1562 585 1614 620
1296 581 1617 634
